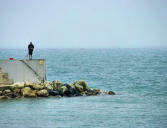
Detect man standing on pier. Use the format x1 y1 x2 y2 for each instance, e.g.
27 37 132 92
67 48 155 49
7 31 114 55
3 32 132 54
28 42 34 60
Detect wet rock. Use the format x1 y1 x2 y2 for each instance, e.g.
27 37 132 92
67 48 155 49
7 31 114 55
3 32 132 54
59 85 76 97
64 91 72 97
37 89 49 97
73 90 82 96
62 83 75 96
108 90 115 95
48 90 59 96
21 87 37 97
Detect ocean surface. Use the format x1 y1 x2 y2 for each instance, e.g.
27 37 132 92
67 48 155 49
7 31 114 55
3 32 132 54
0 48 167 128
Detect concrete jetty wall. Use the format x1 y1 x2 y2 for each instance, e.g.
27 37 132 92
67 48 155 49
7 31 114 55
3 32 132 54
0 59 46 83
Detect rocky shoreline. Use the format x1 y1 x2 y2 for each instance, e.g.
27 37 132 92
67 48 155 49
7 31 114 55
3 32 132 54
0 80 115 100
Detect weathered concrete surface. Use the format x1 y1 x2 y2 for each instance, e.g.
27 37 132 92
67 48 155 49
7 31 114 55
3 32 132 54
0 67 14 85
0 59 46 83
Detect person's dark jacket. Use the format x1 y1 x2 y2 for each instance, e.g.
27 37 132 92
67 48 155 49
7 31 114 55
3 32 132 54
28 44 34 55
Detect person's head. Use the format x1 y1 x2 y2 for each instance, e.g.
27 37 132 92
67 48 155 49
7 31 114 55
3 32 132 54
30 42 32 44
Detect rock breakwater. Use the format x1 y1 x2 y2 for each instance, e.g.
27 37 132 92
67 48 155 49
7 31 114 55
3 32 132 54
0 80 115 100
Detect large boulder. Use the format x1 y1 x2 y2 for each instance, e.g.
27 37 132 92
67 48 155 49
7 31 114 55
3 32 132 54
60 86 67 94
52 80 62 91
24 82 44 90
31 83 44 90
21 87 37 97
3 89 11 93
74 84 83 92
37 89 49 97
2 89 13 98
73 80 90 91
62 83 75 97
24 81 34 87
44 82 53 90
65 84 75 90
13 82 24 89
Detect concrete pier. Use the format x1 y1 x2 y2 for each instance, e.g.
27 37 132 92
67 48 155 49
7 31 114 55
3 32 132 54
0 59 46 83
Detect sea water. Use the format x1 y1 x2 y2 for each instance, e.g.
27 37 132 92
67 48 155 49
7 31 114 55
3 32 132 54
0 48 167 128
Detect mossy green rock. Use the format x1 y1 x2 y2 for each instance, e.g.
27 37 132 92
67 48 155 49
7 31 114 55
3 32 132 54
60 86 67 93
68 84 75 89
74 84 84 92
73 80 90 91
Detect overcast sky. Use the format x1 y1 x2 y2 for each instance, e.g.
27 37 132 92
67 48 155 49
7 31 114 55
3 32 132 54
0 0 167 49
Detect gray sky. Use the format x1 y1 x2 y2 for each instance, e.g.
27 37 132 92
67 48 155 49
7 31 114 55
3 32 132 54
0 0 167 49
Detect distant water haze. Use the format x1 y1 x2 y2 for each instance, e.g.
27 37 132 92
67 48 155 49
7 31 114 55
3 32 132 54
0 0 167 49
